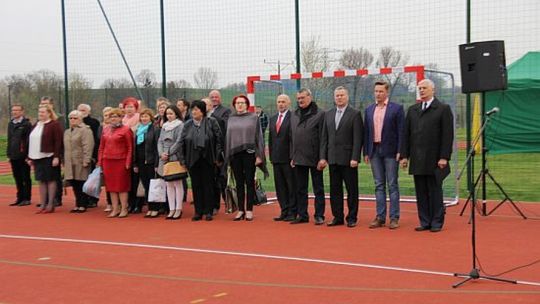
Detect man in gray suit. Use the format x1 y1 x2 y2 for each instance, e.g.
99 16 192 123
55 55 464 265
320 86 363 227
290 88 326 225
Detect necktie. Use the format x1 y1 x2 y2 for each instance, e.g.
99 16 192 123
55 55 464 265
276 113 283 133
422 102 427 111
335 109 343 130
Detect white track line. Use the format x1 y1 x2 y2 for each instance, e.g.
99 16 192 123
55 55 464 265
1 234 539 287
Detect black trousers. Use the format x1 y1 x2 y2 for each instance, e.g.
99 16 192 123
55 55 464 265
10 159 32 203
413 175 445 229
329 164 359 223
70 180 89 208
230 151 256 212
294 165 325 221
138 163 156 210
273 162 297 217
128 168 143 210
190 159 215 216
212 164 226 211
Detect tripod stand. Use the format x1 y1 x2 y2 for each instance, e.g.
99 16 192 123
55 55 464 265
458 93 526 219
453 95 518 288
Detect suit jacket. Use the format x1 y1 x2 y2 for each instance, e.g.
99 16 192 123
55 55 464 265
133 124 159 167
363 101 405 159
290 102 325 167
400 98 454 175
320 106 363 166
98 125 133 168
179 117 223 169
31 120 64 159
268 110 292 164
7 117 32 160
212 104 231 134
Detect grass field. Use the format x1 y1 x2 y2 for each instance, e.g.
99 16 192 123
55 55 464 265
0 133 538 202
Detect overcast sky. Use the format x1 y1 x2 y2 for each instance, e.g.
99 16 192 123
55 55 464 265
1 0 539 88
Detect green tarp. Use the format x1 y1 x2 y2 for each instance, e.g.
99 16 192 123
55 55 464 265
485 51 540 154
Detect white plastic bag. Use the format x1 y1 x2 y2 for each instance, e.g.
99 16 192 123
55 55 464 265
148 178 166 202
83 167 102 199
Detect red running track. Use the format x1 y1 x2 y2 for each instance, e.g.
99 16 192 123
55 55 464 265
0 185 539 304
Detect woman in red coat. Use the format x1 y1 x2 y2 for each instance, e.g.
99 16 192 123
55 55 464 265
98 108 134 218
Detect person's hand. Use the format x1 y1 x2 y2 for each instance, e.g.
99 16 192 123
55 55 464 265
27 159 33 167
215 160 223 167
364 156 370 164
161 153 169 161
52 157 60 167
438 158 448 169
83 162 89 168
350 160 358 168
125 164 130 170
395 153 401 162
255 157 263 166
400 158 408 169
133 166 139 173
290 160 295 168
317 159 327 171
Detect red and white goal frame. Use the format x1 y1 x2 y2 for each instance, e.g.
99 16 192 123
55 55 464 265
246 65 425 110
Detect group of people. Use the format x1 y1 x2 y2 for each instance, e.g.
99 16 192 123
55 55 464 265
6 79 454 232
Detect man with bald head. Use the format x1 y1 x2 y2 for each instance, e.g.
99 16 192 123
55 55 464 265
268 94 297 221
400 79 454 232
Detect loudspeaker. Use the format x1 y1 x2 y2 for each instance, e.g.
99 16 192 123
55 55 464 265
459 40 507 93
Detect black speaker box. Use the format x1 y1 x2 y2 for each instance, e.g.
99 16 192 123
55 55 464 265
459 40 507 93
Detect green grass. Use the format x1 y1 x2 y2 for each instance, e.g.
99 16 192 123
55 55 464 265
1 131 539 202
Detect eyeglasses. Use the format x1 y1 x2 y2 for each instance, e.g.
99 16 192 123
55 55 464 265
235 102 247 105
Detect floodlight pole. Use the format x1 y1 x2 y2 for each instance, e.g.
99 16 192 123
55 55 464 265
160 0 167 98
294 0 301 90
61 0 69 128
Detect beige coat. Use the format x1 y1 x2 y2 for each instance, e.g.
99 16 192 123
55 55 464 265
64 123 95 181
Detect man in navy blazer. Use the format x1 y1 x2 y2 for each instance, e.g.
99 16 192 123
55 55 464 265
364 81 404 229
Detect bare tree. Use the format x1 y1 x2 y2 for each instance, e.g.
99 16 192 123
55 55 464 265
222 82 246 93
167 79 192 89
300 36 333 103
375 46 410 99
100 78 134 89
136 69 156 88
193 67 218 89
69 72 93 110
338 47 374 107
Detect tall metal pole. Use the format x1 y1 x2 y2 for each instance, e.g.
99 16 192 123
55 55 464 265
160 0 167 98
7 84 12 111
294 0 301 90
465 0 473 204
61 0 69 128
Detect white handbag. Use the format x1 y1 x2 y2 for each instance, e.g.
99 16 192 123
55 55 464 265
148 178 166 203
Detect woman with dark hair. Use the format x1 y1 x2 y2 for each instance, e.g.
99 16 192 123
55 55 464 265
27 104 63 214
225 95 267 221
179 100 223 221
98 108 134 218
157 105 185 220
64 110 95 213
133 108 160 218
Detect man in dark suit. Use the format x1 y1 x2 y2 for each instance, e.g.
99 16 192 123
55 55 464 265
363 81 405 229
78 103 101 208
7 104 32 206
268 94 297 221
400 79 454 233
290 88 326 225
320 86 363 227
208 90 231 215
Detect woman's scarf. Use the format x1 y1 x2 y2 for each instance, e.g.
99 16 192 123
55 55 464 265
162 119 181 131
136 123 150 145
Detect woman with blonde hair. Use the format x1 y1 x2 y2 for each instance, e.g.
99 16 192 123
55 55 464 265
27 104 64 214
64 110 95 213
97 108 134 218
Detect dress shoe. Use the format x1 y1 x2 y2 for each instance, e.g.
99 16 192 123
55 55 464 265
290 218 309 225
78 208 87 213
205 214 213 221
233 212 245 221
70 208 80 213
314 217 325 225
415 226 430 231
245 211 254 221
327 219 345 227
18 200 31 206
9 201 21 206
192 214 202 221
347 220 357 228
104 205 112 212
389 219 400 230
172 210 183 220
117 209 129 218
213 208 219 216
144 211 153 218
36 209 46 214
283 215 296 222
369 217 385 229
273 215 287 221
87 202 97 208
430 227 442 233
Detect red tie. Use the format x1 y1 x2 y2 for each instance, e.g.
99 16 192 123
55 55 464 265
276 113 283 133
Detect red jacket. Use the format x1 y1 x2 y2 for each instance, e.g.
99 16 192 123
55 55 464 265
98 125 134 168
30 120 64 158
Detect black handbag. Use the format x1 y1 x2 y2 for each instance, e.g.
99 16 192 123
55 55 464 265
224 168 238 213
254 177 267 206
